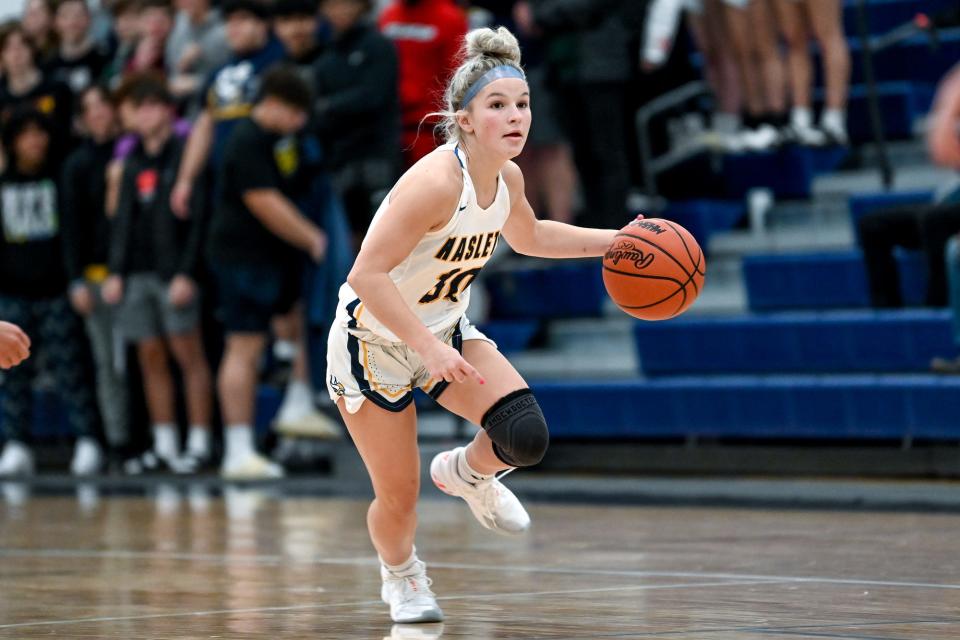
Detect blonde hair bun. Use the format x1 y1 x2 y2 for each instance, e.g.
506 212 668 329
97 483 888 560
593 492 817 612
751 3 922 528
464 27 521 66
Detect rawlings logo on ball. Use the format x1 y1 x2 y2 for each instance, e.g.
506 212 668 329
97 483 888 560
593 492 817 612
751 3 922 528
605 240 655 270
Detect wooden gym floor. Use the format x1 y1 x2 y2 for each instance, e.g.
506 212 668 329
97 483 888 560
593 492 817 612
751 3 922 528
0 485 958 639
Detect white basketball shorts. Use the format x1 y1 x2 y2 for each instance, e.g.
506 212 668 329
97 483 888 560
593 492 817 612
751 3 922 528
326 314 495 414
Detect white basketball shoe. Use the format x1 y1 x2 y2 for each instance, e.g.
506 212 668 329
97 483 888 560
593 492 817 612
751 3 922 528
430 446 530 535
380 560 444 624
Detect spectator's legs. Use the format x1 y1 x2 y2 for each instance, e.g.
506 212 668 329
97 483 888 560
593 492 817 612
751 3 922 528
858 206 922 308
774 0 812 112
38 296 100 441
723 1 766 120
218 334 264 427
218 332 284 477
750 0 787 119
917 203 960 307
562 83 631 229
137 336 180 460
273 305 342 439
0 296 35 444
167 328 213 458
84 287 129 453
697 1 743 126
516 144 577 224
804 0 849 141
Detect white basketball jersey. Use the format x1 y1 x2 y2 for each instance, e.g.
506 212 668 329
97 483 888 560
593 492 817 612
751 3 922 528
335 144 511 342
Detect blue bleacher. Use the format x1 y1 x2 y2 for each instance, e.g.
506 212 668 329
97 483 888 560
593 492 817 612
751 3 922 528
849 28 960 86
478 320 540 354
484 261 605 320
659 200 745 248
533 375 960 441
633 309 953 375
742 249 926 311
844 81 935 141
722 146 849 199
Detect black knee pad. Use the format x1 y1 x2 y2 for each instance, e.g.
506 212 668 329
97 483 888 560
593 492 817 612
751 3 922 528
481 389 549 467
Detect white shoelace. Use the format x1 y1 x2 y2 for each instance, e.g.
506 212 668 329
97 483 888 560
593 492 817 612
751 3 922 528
475 468 516 521
395 573 436 603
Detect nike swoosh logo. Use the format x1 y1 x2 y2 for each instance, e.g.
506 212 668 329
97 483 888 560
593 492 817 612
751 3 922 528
458 205 467 211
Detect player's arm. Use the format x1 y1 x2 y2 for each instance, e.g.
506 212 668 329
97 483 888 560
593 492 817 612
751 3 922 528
243 189 326 261
500 162 617 258
347 156 483 384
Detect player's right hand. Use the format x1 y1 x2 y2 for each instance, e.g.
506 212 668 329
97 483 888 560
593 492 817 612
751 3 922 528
422 341 485 385
0 321 30 369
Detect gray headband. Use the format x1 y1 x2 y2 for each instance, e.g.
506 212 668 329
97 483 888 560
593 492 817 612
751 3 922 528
459 65 526 109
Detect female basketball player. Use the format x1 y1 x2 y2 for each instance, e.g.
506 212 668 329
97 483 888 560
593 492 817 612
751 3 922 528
326 26 626 623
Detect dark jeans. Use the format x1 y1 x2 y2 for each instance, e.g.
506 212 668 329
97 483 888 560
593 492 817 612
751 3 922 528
0 294 100 443
858 201 960 307
556 81 632 230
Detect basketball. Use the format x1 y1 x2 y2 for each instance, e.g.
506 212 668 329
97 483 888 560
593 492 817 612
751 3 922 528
602 217 706 321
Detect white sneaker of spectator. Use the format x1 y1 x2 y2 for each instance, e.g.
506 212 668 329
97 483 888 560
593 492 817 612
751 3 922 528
221 450 284 480
819 112 849 146
273 380 342 439
70 437 104 476
0 441 34 476
739 124 782 152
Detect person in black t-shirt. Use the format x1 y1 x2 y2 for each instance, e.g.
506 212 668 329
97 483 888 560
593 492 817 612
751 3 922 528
61 83 130 463
208 65 328 479
50 0 110 94
101 79 213 473
0 24 75 169
0 108 103 477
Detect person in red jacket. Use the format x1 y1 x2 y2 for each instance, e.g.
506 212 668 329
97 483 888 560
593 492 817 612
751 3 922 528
379 0 468 168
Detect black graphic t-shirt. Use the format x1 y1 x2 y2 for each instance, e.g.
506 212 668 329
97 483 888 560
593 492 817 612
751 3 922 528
0 76 76 168
48 45 110 94
207 117 303 267
0 169 67 298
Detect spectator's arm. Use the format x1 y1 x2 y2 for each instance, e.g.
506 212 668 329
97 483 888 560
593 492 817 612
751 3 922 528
59 154 85 283
242 189 325 260
171 110 213 217
176 179 207 276
108 164 137 275
928 62 960 169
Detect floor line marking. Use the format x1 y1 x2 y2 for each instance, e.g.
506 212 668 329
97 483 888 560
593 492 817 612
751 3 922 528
2 547 959 591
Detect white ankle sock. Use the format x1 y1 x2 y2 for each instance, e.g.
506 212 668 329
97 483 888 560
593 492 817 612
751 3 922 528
457 448 494 484
821 108 846 131
187 426 210 457
381 549 419 576
224 425 254 461
152 424 178 459
791 106 813 129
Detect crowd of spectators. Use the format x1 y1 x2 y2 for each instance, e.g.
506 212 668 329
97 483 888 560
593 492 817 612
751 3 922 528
0 0 897 478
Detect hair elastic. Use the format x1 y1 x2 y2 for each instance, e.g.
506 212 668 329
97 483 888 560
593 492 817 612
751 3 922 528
459 65 526 109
